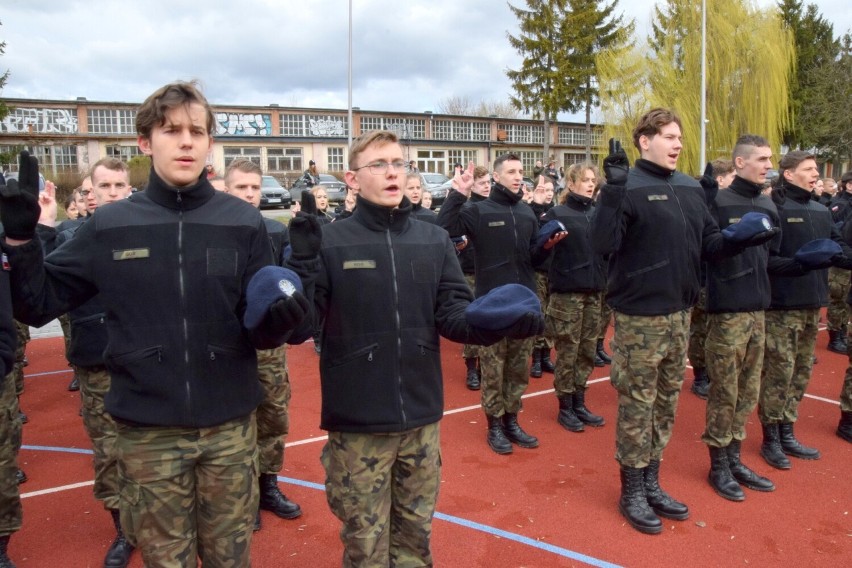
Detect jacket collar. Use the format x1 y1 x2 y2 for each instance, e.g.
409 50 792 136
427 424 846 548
489 183 523 205
352 195 412 232
566 192 594 209
784 182 814 204
728 176 764 198
143 168 215 211
635 159 676 179
470 192 488 203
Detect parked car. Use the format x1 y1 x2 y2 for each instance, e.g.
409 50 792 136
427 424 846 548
2 171 46 191
290 173 346 203
260 176 292 209
420 172 452 209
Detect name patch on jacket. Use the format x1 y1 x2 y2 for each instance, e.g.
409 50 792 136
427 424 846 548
488 221 506 227
786 217 805 223
647 195 668 201
343 260 376 270
113 248 150 261
728 217 742 224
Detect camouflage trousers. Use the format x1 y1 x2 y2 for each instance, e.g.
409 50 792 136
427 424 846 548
598 292 612 341
701 311 765 447
256 345 291 474
321 423 440 568
840 306 852 412
461 274 479 360
116 415 257 568
12 321 28 396
78 365 119 509
59 313 71 360
687 287 708 369
480 336 535 417
759 309 819 424
0 374 22 536
827 267 850 331
545 291 601 396
532 272 553 350
611 310 690 468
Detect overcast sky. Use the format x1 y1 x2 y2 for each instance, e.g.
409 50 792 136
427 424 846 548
1 0 850 121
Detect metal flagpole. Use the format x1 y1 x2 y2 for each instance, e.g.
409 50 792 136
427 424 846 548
700 0 707 168
348 0 353 148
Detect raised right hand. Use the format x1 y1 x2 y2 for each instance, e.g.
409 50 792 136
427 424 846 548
0 151 41 241
603 138 629 186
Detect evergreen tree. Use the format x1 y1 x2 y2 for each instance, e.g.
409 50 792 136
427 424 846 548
0 21 10 124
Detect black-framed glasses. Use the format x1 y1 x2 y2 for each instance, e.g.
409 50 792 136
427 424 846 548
353 160 408 175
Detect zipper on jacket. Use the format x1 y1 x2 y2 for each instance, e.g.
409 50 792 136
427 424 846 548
385 228 406 426
509 204 521 283
175 197 193 422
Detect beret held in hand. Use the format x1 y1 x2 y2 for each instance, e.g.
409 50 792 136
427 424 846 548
244 266 304 330
721 212 776 243
794 238 842 269
536 220 566 250
466 284 541 331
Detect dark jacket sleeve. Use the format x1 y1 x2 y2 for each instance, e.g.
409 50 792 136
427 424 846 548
590 184 626 256
0 269 15 380
436 189 471 238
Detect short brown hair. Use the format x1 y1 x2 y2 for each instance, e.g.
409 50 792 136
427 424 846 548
89 157 129 183
348 130 399 170
711 158 735 178
473 166 489 180
224 158 263 185
632 108 682 151
136 81 216 139
732 134 769 162
494 153 521 171
779 150 815 174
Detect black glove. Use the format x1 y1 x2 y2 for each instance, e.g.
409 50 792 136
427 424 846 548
699 162 718 205
603 138 629 186
266 292 311 332
0 151 41 240
288 213 322 260
495 312 545 339
300 191 318 216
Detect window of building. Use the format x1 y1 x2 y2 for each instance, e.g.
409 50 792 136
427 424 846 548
267 147 303 172
513 151 543 174
105 145 143 162
558 126 604 148
30 145 79 173
327 147 345 172
0 107 79 134
416 150 446 174
497 123 544 144
223 146 262 167
447 150 478 168
280 114 349 137
360 117 425 139
88 109 137 134
433 120 490 142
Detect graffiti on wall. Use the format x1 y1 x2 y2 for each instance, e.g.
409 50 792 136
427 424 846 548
0 108 79 134
309 118 346 136
216 113 272 136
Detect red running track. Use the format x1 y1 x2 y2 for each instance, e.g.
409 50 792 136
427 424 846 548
9 326 851 567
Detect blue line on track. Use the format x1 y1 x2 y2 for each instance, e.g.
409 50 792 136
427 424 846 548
23 450 622 566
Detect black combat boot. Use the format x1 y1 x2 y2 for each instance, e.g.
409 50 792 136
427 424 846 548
690 367 709 400
486 415 513 454
778 422 821 460
595 339 612 364
104 509 134 568
539 348 556 373
0 534 16 568
529 349 542 378
556 395 584 432
759 423 791 470
593 351 606 367
502 413 539 448
67 375 80 391
726 440 775 492
259 473 302 519
254 510 262 532
707 446 744 501
572 390 605 427
837 411 852 443
618 466 662 535
14 470 25 485
464 357 480 390
643 459 689 520
827 329 847 354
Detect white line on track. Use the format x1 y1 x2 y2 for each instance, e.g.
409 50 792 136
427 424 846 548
20 480 93 499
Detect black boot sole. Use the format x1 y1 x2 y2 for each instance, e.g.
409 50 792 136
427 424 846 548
487 441 513 454
759 448 791 470
781 448 821 460
708 474 745 502
649 506 690 521
734 476 775 492
618 502 662 535
837 428 852 443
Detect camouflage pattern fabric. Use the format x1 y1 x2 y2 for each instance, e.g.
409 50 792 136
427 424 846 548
827 267 850 332
256 345 290 474
321 423 440 568
12 321 28 396
0 373 22 536
598 291 612 341
533 272 553 350
78 365 119 509
59 313 72 360
461 273 479 360
479 337 535 417
545 291 601 396
701 311 765 447
687 287 708 369
759 309 820 424
116 415 257 567
611 310 690 468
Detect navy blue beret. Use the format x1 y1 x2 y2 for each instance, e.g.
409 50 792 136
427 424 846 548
466 284 541 330
794 238 842 268
244 266 304 330
721 212 774 242
537 220 566 249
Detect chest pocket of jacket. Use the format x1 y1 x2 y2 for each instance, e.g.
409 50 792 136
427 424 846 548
207 248 238 277
410 259 436 284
